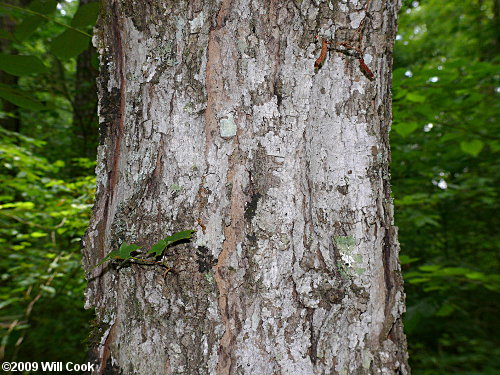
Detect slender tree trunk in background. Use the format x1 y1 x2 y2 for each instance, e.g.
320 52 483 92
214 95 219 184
73 0 99 158
0 62 20 133
0 0 25 133
83 1 409 374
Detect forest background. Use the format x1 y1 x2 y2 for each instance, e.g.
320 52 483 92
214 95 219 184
0 0 498 374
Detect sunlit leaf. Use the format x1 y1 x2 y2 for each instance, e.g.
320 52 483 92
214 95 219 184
40 285 56 296
393 122 418 137
460 139 484 157
406 92 426 103
408 277 431 284
30 231 47 238
465 271 485 280
0 202 35 210
0 298 20 310
419 264 442 272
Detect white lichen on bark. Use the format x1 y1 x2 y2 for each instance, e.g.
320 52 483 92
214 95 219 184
83 0 408 374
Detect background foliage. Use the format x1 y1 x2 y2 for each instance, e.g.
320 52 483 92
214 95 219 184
0 0 98 364
393 0 499 373
0 0 498 373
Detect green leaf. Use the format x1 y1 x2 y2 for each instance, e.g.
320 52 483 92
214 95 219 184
11 0 57 40
440 267 470 276
399 255 420 265
40 285 56 296
0 202 35 210
406 92 426 103
419 264 442 272
146 230 195 257
0 298 20 310
440 132 462 142
96 242 140 267
489 141 500 153
29 0 58 14
0 86 47 110
413 215 440 227
164 229 196 245
30 231 47 238
95 249 120 267
0 54 49 76
435 303 455 317
393 122 418 137
465 271 485 280
408 277 431 284
71 2 100 28
50 29 90 60
393 88 408 100
460 139 484 157
147 240 167 257
118 242 140 259
15 15 46 41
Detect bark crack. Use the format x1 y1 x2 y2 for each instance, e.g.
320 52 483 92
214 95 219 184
108 2 126 204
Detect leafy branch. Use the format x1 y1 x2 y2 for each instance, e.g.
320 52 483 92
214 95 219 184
94 230 195 269
0 1 92 38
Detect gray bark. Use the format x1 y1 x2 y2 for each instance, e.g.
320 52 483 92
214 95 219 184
83 1 409 374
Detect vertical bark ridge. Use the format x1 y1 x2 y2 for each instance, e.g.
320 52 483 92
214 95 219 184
108 1 126 206
205 2 240 373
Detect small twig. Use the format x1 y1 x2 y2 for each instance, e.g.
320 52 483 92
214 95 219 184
314 38 331 70
54 217 67 229
129 257 166 266
0 211 50 229
0 211 67 230
313 0 376 79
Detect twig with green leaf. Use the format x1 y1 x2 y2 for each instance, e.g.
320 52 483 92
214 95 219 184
93 230 195 269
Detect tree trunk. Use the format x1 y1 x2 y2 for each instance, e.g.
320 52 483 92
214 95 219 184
73 0 99 159
83 1 409 374
0 0 26 133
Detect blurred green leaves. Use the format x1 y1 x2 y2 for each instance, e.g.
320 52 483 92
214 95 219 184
13 0 57 41
460 139 484 157
393 122 418 137
0 85 46 110
406 265 500 292
393 0 499 373
0 0 100 363
50 2 100 60
0 54 48 76
0 0 99 113
0 127 96 361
